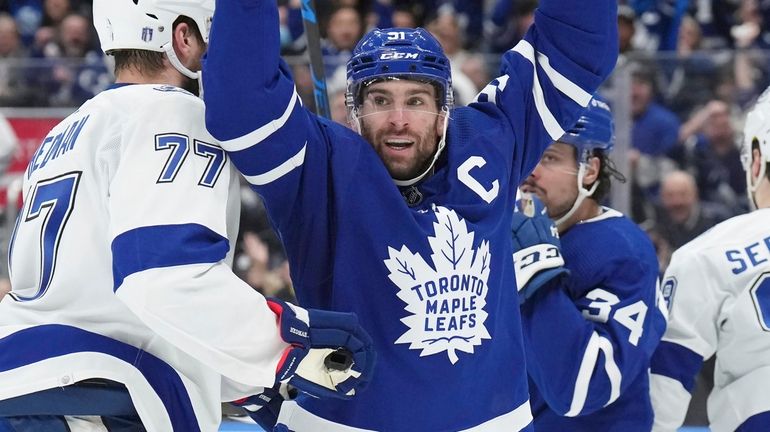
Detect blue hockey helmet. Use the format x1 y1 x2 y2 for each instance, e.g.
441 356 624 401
552 95 616 227
559 95 615 161
346 27 453 112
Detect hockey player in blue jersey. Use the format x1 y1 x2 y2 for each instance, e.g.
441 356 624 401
650 89 770 431
203 0 617 430
0 1 374 431
512 96 667 431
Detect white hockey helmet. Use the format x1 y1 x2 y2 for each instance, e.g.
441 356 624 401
93 0 214 78
741 87 770 207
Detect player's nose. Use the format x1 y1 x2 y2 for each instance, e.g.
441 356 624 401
386 108 409 128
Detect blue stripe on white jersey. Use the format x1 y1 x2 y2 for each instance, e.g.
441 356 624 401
650 340 704 391
0 324 200 431
111 223 229 290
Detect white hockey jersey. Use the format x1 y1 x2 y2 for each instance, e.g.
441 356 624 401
650 208 770 432
0 84 287 431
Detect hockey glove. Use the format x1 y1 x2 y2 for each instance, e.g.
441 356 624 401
267 298 376 400
511 194 569 303
230 384 287 431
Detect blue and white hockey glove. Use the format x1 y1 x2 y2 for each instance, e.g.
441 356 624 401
511 194 569 303
267 298 376 400
231 384 286 430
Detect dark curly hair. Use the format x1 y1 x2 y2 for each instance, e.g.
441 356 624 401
586 149 626 203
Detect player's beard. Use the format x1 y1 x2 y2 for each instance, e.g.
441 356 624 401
521 180 578 221
360 116 441 182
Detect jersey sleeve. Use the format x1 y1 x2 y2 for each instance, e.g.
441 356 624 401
650 247 719 431
473 0 618 180
109 94 286 393
521 254 665 416
203 1 339 293
203 0 322 221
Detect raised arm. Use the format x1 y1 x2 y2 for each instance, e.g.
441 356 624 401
475 0 618 179
203 0 328 227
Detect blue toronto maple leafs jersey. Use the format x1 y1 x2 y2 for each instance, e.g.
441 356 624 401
203 0 617 430
521 209 667 431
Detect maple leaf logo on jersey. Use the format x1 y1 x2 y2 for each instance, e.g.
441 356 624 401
385 205 491 364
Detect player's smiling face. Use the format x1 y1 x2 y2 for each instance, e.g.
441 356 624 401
521 143 580 220
359 80 444 181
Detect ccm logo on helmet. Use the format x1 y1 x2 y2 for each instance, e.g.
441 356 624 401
380 52 419 60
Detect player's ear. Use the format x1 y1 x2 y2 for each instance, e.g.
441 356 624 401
752 147 762 179
435 110 446 138
172 21 195 57
582 156 600 186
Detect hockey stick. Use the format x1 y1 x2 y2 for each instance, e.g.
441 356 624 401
301 0 331 119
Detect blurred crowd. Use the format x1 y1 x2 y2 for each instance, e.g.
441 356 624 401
0 0 768 316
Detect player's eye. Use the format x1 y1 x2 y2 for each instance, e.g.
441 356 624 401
407 97 425 107
373 95 389 106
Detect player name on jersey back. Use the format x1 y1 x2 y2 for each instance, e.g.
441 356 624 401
26 115 90 178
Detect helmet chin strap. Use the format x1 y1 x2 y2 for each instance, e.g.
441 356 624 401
554 162 599 228
163 42 200 80
393 108 450 187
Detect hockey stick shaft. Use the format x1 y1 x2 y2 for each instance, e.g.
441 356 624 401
301 0 331 119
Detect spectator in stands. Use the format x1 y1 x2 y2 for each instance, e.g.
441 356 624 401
485 0 536 54
643 225 674 277
276 0 307 55
654 170 722 250
691 0 735 49
41 0 72 28
731 0 770 109
663 15 721 119
329 87 349 127
460 54 490 97
390 4 421 29
629 0 688 51
2 0 43 47
674 99 747 212
426 10 478 105
629 61 679 219
321 5 364 80
0 13 26 58
31 0 83 56
238 232 295 303
0 12 36 106
631 63 680 157
618 5 638 55
730 0 770 50
36 13 111 106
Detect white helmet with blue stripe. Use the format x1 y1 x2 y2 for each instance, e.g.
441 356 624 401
92 0 214 79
